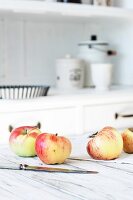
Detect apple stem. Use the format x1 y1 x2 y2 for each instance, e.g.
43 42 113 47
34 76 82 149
88 132 98 138
55 133 58 136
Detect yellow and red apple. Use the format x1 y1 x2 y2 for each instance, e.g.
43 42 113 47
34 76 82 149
35 133 72 164
86 126 123 160
9 126 41 157
122 128 133 153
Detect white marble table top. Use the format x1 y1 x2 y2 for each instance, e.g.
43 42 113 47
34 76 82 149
0 134 133 200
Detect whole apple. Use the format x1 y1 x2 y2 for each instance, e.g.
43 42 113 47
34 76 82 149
9 126 41 157
35 133 72 164
86 126 123 160
122 128 133 153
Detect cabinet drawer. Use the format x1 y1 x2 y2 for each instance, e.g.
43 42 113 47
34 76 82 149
83 103 133 134
0 107 77 144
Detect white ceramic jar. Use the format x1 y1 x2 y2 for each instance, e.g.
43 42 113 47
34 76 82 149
91 63 113 90
81 0 92 4
56 55 84 90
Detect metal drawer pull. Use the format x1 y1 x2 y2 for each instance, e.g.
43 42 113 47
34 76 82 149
115 113 133 119
8 122 41 132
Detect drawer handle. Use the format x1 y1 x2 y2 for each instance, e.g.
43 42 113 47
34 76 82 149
8 122 41 132
115 113 133 119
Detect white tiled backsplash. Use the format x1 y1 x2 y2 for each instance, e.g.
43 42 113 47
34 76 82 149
0 16 133 87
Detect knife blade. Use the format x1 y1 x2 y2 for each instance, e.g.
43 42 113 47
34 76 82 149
68 157 133 165
0 164 98 174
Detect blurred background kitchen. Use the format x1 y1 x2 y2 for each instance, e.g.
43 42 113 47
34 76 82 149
1 0 133 143
0 0 132 90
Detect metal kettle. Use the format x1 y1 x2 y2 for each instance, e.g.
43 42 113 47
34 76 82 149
78 35 116 87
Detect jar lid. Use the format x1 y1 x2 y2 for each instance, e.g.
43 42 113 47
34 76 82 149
78 41 108 46
78 35 108 47
56 54 82 64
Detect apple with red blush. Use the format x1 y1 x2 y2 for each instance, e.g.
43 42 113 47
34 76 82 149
9 126 41 157
86 126 123 160
35 133 72 164
122 128 133 153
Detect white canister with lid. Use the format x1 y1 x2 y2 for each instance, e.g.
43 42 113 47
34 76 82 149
56 55 84 90
78 35 116 87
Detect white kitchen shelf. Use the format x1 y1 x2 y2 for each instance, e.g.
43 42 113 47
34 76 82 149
0 0 133 21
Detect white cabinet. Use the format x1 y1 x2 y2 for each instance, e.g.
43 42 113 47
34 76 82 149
83 102 133 134
26 107 77 134
1 90 133 144
0 105 78 144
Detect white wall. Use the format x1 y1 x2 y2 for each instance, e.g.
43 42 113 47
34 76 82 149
0 16 133 87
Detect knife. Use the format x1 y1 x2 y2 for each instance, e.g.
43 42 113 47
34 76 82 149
68 157 133 165
0 164 98 174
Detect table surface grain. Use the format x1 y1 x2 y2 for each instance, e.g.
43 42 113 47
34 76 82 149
0 134 133 200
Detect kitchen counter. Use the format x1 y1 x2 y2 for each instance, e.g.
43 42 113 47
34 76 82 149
1 85 133 113
0 134 133 200
1 86 133 143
